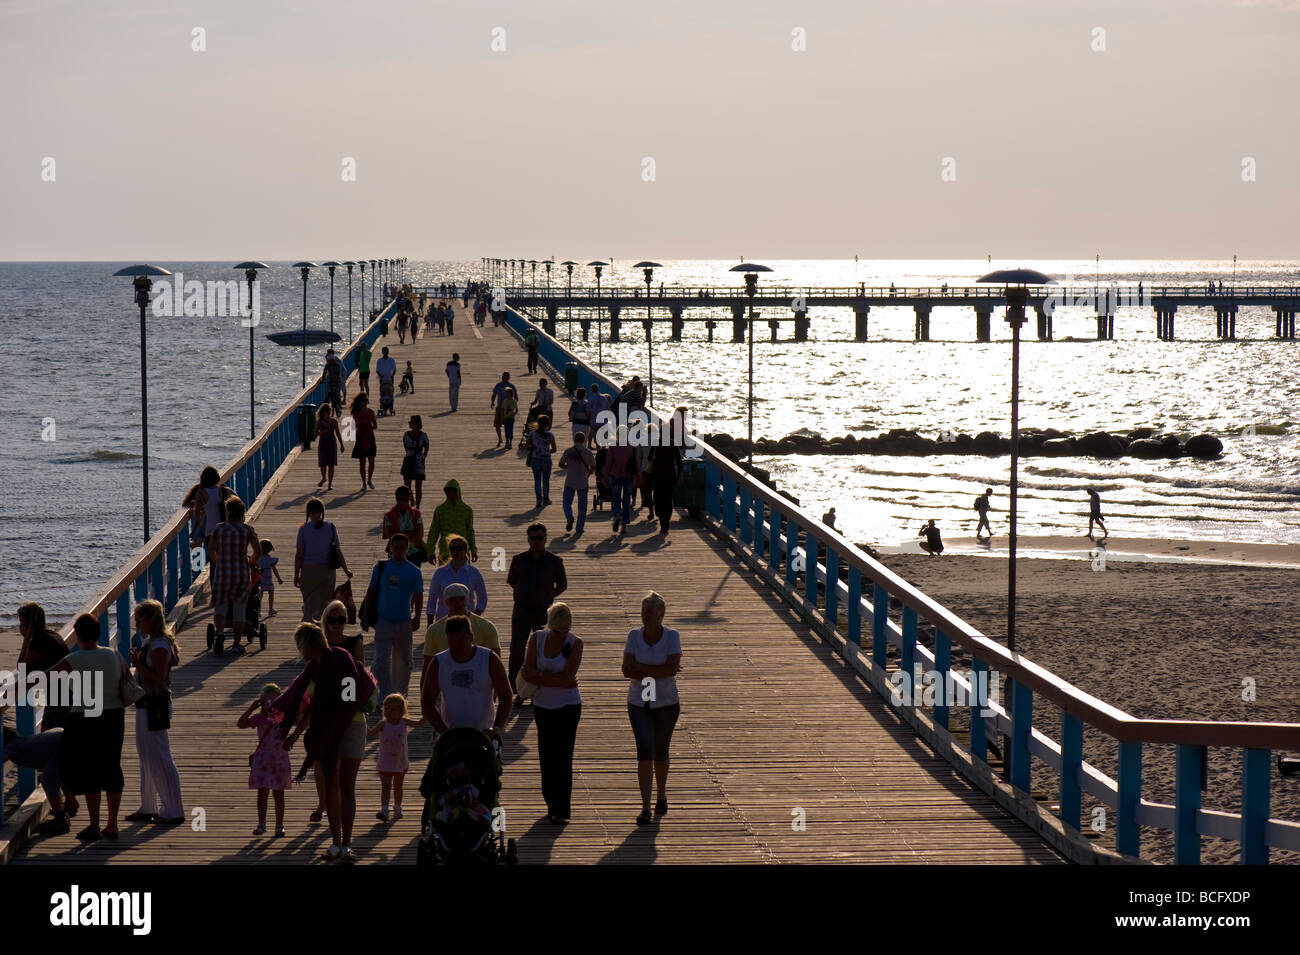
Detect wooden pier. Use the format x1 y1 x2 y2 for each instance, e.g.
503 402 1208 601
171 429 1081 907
465 283 1300 343
9 302 1063 865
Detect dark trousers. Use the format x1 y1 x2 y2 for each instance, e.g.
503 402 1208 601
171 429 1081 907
654 486 675 532
509 605 547 692
527 348 539 374
533 703 581 817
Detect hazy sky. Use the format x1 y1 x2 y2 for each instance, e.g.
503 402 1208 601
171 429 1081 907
1 0 1296 260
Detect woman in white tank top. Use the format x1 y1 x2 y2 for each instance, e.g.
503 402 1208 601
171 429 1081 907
521 602 583 824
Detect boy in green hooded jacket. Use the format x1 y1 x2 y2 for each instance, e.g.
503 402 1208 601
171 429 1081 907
426 478 478 563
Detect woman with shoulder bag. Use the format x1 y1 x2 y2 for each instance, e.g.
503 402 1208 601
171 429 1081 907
520 602 583 824
124 599 185 825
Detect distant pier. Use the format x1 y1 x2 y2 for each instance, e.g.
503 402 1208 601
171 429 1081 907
468 284 1300 343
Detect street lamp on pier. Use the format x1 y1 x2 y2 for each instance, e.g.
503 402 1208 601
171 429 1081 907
233 261 271 439
322 262 341 337
588 261 606 371
342 262 356 341
292 262 317 388
729 262 773 471
634 262 664 407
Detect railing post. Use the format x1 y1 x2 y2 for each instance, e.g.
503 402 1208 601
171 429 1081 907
1116 741 1142 857
116 592 132 662
767 509 781 573
722 473 737 534
1241 748 1270 865
872 584 888 668
751 497 763 557
804 530 819 608
970 658 989 762
134 572 147 610
1174 744 1204 865
16 701 36 801
933 628 951 728
837 565 858 647
704 460 720 519
901 606 917 700
784 518 800 589
824 548 839 629
165 537 179 612
739 487 752 545
179 523 192 593
1060 712 1083 831
1010 681 1032 792
149 554 164 603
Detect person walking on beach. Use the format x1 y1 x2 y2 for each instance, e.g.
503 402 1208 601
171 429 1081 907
126 599 185 826
357 341 372 396
919 519 944 557
975 488 993 540
521 602 583 825
505 523 567 702
1087 488 1108 540
350 393 377 491
524 328 540 374
316 404 345 491
207 495 259 655
558 431 594 535
445 353 462 412
401 415 429 508
622 591 682 825
491 372 518 446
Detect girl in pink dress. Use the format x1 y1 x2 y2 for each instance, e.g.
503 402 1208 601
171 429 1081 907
366 693 423 822
238 683 293 836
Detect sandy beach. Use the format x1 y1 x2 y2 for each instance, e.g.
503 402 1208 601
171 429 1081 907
884 535 1300 568
883 550 1300 864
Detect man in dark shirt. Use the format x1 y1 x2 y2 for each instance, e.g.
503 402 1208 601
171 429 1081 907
918 519 943 557
505 522 567 702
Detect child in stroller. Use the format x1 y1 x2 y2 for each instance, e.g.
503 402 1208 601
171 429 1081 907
417 728 517 865
379 378 396 416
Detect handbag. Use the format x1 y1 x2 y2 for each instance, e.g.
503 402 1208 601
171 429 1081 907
119 660 146 706
328 522 344 569
514 630 545 700
360 560 386 630
143 692 171 732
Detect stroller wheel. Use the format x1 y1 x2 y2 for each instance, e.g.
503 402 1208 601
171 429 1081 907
259 624 268 649
206 623 215 651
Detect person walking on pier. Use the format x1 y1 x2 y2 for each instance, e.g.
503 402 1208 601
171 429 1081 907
401 415 430 508
529 415 558 508
365 534 424 702
559 431 595 535
423 583 499 658
524 328 540 374
445 302 455 336
183 465 232 556
395 306 409 345
491 372 518 446
918 519 944 557
316 404 345 492
295 498 353 623
603 427 642 535
622 591 682 825
1087 488 1108 540
237 683 290 837
208 495 259 654
568 387 591 439
445 352 462 412
426 479 478 564
647 442 684 536
350 393 377 491
382 485 425 558
126 599 185 826
521 602 584 824
530 378 554 422
505 523 567 702
975 488 994 540
357 341 372 397
586 383 611 448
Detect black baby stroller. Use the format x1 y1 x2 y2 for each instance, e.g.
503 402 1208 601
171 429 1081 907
379 379 396 416
207 566 268 654
417 728 517 866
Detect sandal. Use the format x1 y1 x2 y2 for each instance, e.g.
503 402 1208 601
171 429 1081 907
635 811 653 826
320 844 342 862
76 825 102 842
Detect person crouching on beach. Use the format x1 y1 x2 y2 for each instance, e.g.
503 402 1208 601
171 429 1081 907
919 519 944 557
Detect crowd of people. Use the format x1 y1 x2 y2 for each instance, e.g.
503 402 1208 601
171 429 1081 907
5 286 695 862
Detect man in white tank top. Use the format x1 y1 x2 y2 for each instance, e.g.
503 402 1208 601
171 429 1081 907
421 615 512 741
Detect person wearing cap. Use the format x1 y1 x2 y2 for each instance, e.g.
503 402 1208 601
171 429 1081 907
421 583 500 664
425 478 477 565
425 534 487 620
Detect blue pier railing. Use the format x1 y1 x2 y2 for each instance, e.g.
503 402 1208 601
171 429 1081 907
502 302 1300 865
1 301 397 827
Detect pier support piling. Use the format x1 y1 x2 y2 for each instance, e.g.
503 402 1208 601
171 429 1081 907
793 306 809 342
609 304 621 342
1035 304 1053 340
852 305 870 342
580 319 591 342
974 305 993 343
732 305 747 343
669 305 684 341
913 305 931 342
1215 305 1238 340
706 319 716 342
544 303 559 338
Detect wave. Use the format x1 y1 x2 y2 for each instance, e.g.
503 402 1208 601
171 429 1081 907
53 449 141 464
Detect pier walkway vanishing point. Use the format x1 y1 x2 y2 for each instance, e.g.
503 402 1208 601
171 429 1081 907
7 301 1063 865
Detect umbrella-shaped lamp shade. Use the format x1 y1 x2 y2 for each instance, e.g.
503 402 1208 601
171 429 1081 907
342 260 355 267
633 261 664 269
113 264 173 277
976 268 1056 285
292 261 318 270
586 260 606 267
561 260 578 266
729 263 773 273
322 260 342 267
233 261 271 271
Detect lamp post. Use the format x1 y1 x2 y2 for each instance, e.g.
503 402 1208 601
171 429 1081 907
544 258 553 297
322 262 340 337
233 262 271 439
634 262 664 406
292 262 317 388
359 260 368 322
730 262 772 471
529 259 537 287
342 262 356 341
113 264 173 543
562 261 577 344
588 261 606 371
